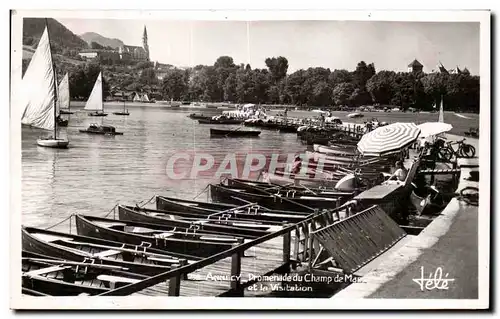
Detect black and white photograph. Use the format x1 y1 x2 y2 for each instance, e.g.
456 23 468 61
9 8 490 310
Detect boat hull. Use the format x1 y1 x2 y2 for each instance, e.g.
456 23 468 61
36 138 69 148
88 112 108 117
22 255 148 296
118 206 269 238
313 144 357 156
75 215 235 258
21 227 185 276
59 110 74 115
79 130 123 135
210 128 261 137
198 119 244 124
57 119 69 127
209 184 339 211
155 196 308 223
113 112 130 116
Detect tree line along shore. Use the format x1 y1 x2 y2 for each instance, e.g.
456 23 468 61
23 54 479 113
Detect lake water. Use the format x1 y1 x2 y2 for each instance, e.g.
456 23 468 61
21 102 479 231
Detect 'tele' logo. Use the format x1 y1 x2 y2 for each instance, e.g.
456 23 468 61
412 266 455 291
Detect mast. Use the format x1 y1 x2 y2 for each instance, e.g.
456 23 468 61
101 71 104 114
45 18 58 139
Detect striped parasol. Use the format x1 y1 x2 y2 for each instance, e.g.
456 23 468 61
357 122 421 157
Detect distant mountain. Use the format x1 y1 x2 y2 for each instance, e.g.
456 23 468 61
80 32 124 49
23 18 89 51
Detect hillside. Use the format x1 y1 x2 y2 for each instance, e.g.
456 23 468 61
23 18 89 53
80 32 124 49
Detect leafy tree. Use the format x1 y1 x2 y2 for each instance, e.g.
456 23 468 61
214 56 236 69
265 56 289 83
421 73 449 106
223 73 237 102
332 82 356 106
139 68 158 85
161 68 188 100
366 70 396 104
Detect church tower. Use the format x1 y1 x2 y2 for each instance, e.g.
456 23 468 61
143 25 150 61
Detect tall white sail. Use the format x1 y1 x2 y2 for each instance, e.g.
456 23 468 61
133 92 141 102
21 27 56 131
84 72 103 111
57 73 70 111
438 96 444 123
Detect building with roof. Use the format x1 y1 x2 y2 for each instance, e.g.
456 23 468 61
407 59 424 73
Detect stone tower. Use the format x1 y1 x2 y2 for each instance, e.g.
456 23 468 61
143 25 150 61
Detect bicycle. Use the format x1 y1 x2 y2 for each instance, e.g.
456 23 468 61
458 186 479 206
438 138 476 161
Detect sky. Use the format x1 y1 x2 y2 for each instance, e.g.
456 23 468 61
57 19 480 75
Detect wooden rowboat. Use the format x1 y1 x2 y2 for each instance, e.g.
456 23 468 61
22 254 148 296
210 128 261 138
224 178 354 199
22 227 198 276
117 205 275 238
208 184 339 211
154 196 309 223
75 215 238 258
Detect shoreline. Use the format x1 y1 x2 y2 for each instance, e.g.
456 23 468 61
68 101 480 116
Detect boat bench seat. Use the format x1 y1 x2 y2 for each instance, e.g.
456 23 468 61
154 232 175 238
93 250 121 258
97 275 140 284
23 265 71 277
147 256 179 264
199 236 238 243
299 196 337 201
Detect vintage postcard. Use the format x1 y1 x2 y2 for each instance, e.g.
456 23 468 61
9 9 490 310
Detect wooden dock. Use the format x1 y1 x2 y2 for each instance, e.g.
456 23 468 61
133 237 286 297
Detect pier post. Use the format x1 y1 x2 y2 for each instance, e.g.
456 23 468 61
179 259 188 280
282 223 291 270
168 264 181 296
307 223 314 270
293 226 300 269
230 239 244 296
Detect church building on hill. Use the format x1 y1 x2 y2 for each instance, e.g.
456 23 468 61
118 25 150 62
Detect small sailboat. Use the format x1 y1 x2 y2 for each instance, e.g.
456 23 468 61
55 73 69 127
21 24 69 149
85 72 108 116
58 73 73 115
133 92 142 103
438 95 444 123
113 100 130 116
140 93 150 103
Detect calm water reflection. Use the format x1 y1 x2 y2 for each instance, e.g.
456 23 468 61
21 104 306 231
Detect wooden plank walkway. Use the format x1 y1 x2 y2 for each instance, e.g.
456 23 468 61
133 237 287 297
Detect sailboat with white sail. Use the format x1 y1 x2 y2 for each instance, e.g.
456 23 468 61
58 73 73 115
438 95 444 123
85 72 108 116
55 73 69 127
21 23 69 149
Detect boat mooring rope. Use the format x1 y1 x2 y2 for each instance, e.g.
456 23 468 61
103 203 120 219
45 213 75 233
192 184 210 200
136 195 157 208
